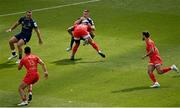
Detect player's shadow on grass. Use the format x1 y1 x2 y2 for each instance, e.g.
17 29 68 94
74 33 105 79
112 86 168 93
0 61 16 70
51 58 82 65
172 74 180 78
51 58 104 65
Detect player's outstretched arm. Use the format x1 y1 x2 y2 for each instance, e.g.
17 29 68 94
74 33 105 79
34 28 43 45
18 62 23 70
39 59 48 79
6 21 20 32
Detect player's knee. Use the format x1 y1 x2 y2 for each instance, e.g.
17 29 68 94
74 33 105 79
17 43 22 48
18 86 22 91
9 39 14 44
148 70 152 74
157 70 163 74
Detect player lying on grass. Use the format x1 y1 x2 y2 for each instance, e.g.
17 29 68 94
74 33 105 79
70 20 105 60
142 31 179 88
66 9 95 52
6 10 43 64
17 46 48 106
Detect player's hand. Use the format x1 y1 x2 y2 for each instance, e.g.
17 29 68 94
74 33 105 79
80 17 86 21
6 28 12 32
142 55 147 59
44 72 48 79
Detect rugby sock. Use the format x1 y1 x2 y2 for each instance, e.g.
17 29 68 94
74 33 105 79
162 67 171 73
149 72 157 83
70 37 75 48
19 52 22 59
91 42 99 52
72 44 79 55
12 50 16 56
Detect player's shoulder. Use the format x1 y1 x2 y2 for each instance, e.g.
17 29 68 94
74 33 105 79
30 54 39 58
19 16 26 21
149 39 155 44
87 17 93 20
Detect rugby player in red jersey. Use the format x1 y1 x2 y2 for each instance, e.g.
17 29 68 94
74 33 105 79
142 31 179 88
17 46 48 106
66 9 95 52
70 20 105 60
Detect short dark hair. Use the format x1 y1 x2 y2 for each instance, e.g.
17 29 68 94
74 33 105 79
142 31 150 38
26 10 32 13
84 9 89 12
24 46 31 54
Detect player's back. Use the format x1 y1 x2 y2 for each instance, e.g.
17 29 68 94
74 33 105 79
21 54 40 74
74 24 89 32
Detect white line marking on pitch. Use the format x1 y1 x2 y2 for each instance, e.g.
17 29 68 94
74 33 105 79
0 0 101 17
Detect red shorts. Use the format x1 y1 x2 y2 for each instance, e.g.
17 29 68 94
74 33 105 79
23 72 39 85
149 59 163 66
73 30 90 40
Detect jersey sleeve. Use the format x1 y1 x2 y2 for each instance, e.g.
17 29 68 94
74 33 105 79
18 17 24 24
36 56 42 64
19 59 24 67
87 18 95 26
32 21 38 28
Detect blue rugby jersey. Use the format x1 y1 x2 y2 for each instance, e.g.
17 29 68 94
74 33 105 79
18 16 38 35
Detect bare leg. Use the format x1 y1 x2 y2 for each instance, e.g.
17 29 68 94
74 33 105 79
17 39 25 59
156 65 172 74
147 65 156 83
9 36 18 55
18 82 28 102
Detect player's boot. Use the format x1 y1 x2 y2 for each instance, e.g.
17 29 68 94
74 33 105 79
98 51 106 58
8 54 17 61
16 59 21 64
70 55 75 60
28 93 32 103
150 82 160 88
17 101 28 106
171 65 179 73
66 47 72 52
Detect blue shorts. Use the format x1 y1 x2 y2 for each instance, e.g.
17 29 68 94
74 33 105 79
15 32 31 43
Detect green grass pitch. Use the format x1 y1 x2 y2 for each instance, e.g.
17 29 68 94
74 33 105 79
0 0 180 107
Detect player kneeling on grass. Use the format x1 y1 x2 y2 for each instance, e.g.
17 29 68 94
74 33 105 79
17 46 48 106
142 31 179 88
70 20 105 60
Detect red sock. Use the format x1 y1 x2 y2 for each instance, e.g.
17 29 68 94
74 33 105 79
148 72 157 83
91 42 99 52
162 67 171 74
72 44 79 55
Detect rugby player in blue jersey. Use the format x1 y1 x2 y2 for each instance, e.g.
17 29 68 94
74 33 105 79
6 10 43 64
